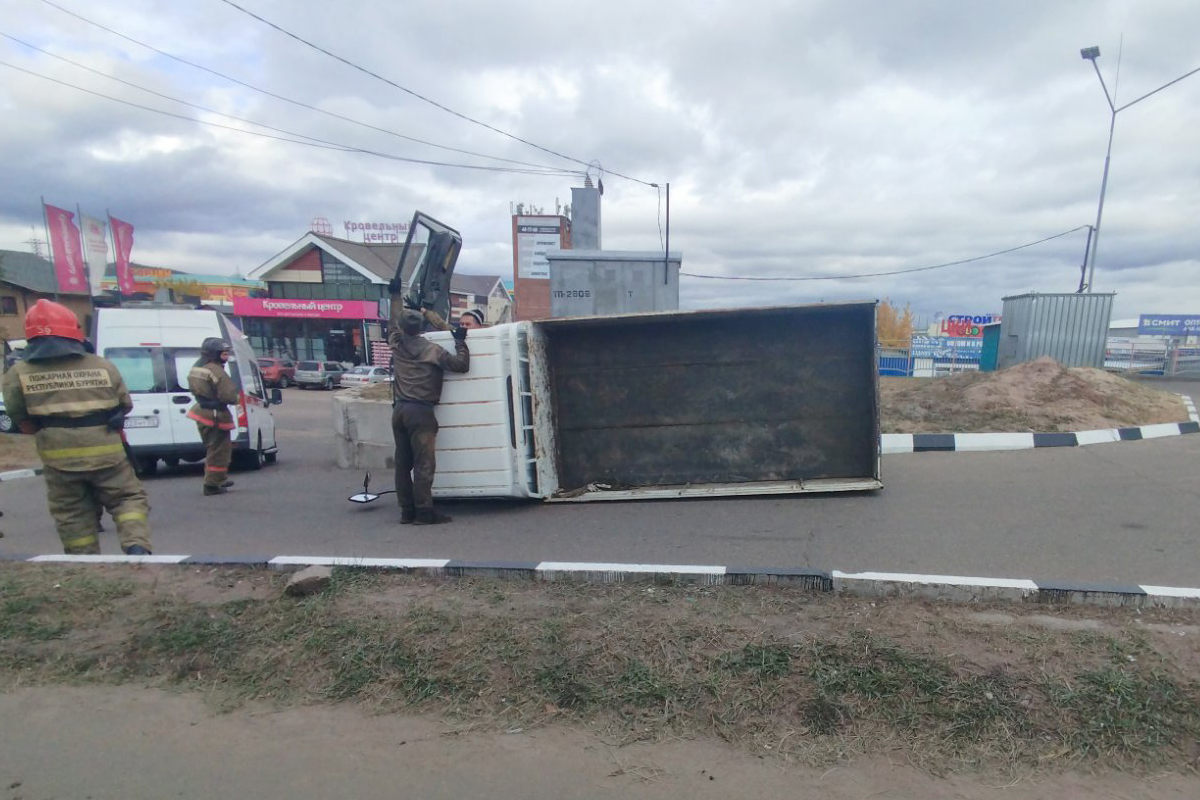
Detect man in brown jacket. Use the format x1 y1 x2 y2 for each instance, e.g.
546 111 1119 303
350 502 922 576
389 308 469 524
1 300 152 554
187 337 239 496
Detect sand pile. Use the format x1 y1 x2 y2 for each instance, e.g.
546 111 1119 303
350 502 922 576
881 357 1189 433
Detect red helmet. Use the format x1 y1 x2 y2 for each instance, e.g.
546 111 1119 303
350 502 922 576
25 299 85 342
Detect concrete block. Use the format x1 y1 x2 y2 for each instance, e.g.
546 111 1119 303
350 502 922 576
284 565 333 597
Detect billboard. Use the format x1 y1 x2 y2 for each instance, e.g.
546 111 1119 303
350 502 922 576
1138 315 1200 336
514 216 563 279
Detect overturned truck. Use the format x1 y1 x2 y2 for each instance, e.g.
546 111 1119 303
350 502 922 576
336 302 881 502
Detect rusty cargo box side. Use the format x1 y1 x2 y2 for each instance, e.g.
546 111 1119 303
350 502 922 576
537 303 879 498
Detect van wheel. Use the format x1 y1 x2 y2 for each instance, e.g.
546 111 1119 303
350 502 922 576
135 457 158 477
163 457 180 468
264 450 277 464
240 435 265 471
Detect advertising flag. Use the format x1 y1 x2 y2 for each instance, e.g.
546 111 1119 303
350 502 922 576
80 214 110 295
43 204 89 293
108 215 136 296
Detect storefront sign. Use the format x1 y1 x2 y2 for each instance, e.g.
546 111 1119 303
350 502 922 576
232 297 382 320
939 314 1000 338
343 220 410 244
1138 315 1200 336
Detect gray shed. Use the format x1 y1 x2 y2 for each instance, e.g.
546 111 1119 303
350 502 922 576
997 292 1114 369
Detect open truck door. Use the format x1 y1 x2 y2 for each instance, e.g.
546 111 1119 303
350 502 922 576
390 212 462 332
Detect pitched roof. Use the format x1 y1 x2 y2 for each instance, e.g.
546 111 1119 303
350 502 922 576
0 249 91 295
311 234 402 281
451 273 505 297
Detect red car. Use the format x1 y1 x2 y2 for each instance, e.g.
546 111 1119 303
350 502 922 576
257 357 297 388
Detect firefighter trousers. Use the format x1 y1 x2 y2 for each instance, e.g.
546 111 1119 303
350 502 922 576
198 424 232 488
392 402 439 512
43 462 151 554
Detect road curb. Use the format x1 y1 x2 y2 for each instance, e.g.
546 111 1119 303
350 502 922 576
883 394 1199 454
4 553 1198 609
0 467 42 482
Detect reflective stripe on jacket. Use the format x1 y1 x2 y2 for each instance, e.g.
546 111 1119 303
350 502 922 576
0 353 132 471
186 362 238 430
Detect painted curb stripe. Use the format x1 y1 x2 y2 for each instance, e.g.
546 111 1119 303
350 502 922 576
1178 421 1199 434
1075 429 1121 446
1034 580 1147 595
0 468 41 481
880 433 913 454
267 556 451 568
1118 427 1143 441
7 554 1199 606
1032 432 1079 448
954 432 1035 451
832 570 1039 591
912 433 956 452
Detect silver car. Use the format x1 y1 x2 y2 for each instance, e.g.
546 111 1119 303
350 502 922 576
294 360 346 390
339 365 393 387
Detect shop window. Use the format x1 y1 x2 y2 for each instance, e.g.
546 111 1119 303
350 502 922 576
0 297 17 316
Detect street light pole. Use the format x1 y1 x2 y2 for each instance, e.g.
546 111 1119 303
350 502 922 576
1079 46 1200 292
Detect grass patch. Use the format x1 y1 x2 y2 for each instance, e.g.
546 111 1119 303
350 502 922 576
1 564 1198 775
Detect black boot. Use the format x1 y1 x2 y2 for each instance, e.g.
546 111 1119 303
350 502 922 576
203 484 228 496
399 506 416 524
123 545 152 555
414 508 452 525
221 480 235 488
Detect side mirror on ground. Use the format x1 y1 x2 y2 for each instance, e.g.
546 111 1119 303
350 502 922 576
271 388 283 404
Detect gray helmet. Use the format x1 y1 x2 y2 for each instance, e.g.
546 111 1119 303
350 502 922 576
201 337 232 360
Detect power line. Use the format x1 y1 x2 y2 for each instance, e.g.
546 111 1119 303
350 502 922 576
1 32 578 176
36 0 570 173
0 60 583 176
215 0 659 187
680 226 1090 281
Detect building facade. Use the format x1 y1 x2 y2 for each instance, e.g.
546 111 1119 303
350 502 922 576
0 249 93 344
244 232 511 363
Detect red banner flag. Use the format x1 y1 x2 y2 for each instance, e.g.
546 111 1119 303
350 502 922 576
43 203 88 293
108 215 136 296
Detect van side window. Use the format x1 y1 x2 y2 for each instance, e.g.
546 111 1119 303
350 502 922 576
165 348 200 393
105 347 168 393
248 360 265 398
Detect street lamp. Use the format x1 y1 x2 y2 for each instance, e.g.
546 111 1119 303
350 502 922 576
1079 46 1200 292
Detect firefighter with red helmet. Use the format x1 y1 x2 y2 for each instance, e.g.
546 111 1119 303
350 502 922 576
0 300 152 554
186 337 239 495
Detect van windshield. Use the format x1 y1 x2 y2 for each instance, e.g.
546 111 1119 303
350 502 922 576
297 361 319 370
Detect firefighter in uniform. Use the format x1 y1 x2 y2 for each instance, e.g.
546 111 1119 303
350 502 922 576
187 337 239 496
389 308 469 524
1 300 152 555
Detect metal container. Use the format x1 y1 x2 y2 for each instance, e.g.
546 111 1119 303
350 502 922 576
547 250 680 317
997 292 1114 369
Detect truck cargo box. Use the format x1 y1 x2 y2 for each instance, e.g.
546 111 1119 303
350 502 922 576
527 302 881 501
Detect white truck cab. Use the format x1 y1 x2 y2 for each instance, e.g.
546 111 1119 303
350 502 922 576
93 307 281 474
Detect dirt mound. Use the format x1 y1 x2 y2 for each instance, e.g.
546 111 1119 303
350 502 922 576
882 357 1189 433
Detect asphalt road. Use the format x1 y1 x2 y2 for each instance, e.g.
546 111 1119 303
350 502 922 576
2 386 1198 586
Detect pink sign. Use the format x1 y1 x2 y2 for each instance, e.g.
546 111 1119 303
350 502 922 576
43 204 89 293
233 297 382 320
108 215 137 296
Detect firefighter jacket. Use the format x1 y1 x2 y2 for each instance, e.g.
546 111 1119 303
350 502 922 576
186 360 239 430
388 330 469 405
1 352 133 472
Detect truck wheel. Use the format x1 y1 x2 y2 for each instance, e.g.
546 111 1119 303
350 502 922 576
279 375 289 388
264 450 277 464
135 457 158 476
163 457 180 468
0 413 12 433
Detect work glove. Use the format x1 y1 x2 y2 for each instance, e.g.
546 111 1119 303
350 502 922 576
387 277 403 295
107 410 128 432
402 296 421 311
451 325 468 342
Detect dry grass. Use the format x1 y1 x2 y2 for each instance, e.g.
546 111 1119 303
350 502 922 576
2 564 1198 777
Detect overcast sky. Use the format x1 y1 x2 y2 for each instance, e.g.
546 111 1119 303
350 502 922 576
2 0 1198 323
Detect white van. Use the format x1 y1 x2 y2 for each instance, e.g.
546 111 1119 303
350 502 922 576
93 307 281 474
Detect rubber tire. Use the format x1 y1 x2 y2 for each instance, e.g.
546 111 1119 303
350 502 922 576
264 450 277 464
279 375 289 388
325 378 333 390
0 413 12 433
163 457 180 468
136 457 158 477
242 435 264 471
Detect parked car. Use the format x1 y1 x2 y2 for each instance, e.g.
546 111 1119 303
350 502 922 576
0 397 13 434
258 357 297 388
339 365 392 387
294 360 346 390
